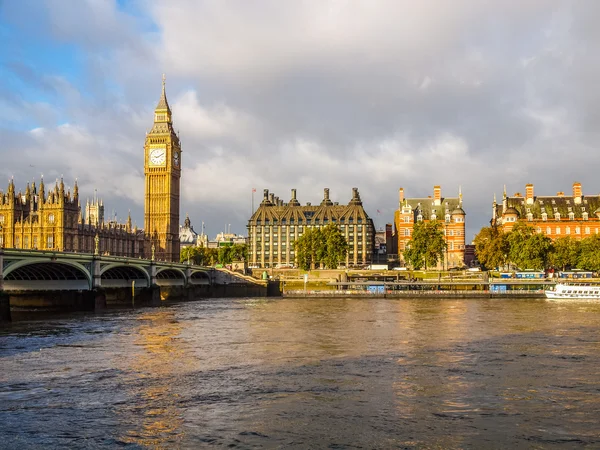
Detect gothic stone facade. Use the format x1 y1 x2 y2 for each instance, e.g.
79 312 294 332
394 185 466 268
0 77 181 261
247 188 375 268
0 178 145 256
492 182 600 240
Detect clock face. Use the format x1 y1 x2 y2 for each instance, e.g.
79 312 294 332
149 148 166 165
173 151 180 167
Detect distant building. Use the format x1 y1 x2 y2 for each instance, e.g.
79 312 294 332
464 244 476 267
492 182 600 240
179 214 199 248
394 185 466 269
247 188 375 268
373 224 394 264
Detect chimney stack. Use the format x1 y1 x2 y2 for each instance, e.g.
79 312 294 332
573 182 582 204
525 183 534 204
324 188 330 201
399 187 404 206
433 186 441 205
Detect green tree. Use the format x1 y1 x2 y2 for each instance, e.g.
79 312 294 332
293 225 348 270
321 224 348 269
548 236 580 270
578 235 600 272
404 220 446 270
218 245 233 264
230 243 248 261
473 225 509 270
294 227 323 270
506 222 552 269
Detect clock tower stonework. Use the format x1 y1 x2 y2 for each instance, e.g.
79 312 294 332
144 76 181 262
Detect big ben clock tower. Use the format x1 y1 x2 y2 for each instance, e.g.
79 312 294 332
144 75 181 262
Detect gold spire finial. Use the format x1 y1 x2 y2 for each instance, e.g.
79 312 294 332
155 73 170 112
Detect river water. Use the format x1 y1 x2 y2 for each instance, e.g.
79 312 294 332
1 297 600 448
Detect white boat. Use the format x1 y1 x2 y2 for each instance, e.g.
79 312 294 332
545 283 600 301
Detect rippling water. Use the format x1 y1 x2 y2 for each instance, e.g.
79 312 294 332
1 297 600 448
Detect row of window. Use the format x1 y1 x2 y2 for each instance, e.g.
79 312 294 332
403 215 463 224
251 250 365 257
528 212 589 221
253 224 368 233
540 226 598 235
399 242 465 251
254 218 367 225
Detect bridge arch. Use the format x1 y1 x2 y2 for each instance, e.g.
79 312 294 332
155 267 187 286
100 263 150 288
189 269 211 285
3 259 92 290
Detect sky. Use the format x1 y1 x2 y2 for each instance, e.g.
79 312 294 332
1 0 600 242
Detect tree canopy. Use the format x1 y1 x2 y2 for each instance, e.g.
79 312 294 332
404 220 446 270
548 236 580 271
578 235 600 272
180 243 246 266
473 223 600 272
293 224 348 270
473 225 509 270
506 222 552 270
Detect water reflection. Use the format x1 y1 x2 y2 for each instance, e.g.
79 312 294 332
118 310 188 448
2 298 600 447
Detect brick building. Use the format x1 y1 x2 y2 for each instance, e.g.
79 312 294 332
394 185 466 269
492 182 600 240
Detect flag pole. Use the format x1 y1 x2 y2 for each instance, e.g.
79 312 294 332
251 188 255 217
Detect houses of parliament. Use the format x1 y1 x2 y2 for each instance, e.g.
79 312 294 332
0 77 181 262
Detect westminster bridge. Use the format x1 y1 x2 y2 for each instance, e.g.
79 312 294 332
0 248 273 321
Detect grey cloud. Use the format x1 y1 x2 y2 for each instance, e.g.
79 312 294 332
2 0 600 242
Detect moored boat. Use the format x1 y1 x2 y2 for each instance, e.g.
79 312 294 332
545 283 600 301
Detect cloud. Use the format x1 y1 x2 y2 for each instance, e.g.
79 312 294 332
2 0 600 243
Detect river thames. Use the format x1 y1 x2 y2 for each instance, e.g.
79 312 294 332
1 297 600 448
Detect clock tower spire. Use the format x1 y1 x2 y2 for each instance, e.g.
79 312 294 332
143 74 181 262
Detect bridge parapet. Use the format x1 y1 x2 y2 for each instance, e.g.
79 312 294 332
0 248 260 291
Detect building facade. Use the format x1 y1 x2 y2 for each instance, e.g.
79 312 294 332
492 182 600 240
247 188 375 268
0 77 180 261
394 185 466 268
0 178 145 256
143 75 181 262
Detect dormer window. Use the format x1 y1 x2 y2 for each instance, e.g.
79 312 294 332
569 212 574 220
527 213 533 222
583 212 589 221
542 212 547 221
445 214 451 223
417 214 423 222
431 213 437 220
555 212 561 220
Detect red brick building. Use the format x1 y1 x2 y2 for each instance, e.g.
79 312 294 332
492 182 600 240
394 185 466 269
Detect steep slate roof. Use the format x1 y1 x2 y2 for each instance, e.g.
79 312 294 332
403 196 462 221
495 195 600 219
249 188 373 224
